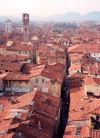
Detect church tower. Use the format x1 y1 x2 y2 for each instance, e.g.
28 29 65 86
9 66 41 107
22 13 29 42
5 19 12 33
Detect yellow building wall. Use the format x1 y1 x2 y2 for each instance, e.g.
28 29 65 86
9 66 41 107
85 84 100 94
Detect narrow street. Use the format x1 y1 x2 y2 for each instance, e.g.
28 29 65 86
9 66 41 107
58 52 70 138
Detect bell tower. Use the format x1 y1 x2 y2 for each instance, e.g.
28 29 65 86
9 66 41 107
22 13 29 42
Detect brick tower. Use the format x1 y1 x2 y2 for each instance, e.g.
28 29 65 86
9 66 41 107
22 13 29 42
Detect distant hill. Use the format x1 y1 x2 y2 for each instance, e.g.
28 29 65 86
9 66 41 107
0 15 20 22
1 12 100 22
30 16 43 21
0 16 7 22
44 12 82 22
44 12 100 22
83 12 100 21
0 15 43 22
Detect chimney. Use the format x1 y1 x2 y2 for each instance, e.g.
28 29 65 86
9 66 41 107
38 121 42 129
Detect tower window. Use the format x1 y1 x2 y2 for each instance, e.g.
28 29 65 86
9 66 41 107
25 28 26 31
35 79 38 83
25 16 27 19
42 79 44 83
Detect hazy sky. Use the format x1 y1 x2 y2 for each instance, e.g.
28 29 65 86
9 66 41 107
1 0 100 17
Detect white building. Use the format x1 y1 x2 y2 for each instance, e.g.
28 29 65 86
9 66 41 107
90 53 100 61
5 19 12 33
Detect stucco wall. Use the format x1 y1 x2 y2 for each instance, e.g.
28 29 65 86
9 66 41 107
85 84 100 94
90 53 100 61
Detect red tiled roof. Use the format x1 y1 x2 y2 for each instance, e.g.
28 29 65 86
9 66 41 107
68 43 100 53
15 55 29 61
69 73 87 79
89 106 100 115
69 87 100 121
33 91 60 118
85 76 100 85
41 68 63 82
4 72 29 81
69 63 81 71
29 67 44 78
90 129 100 138
0 62 23 72
89 63 100 75
7 44 34 51
11 91 36 109
5 133 14 138
63 125 90 138
47 62 65 72
0 91 60 138
69 87 88 121
70 54 83 62
0 54 29 62
0 73 7 79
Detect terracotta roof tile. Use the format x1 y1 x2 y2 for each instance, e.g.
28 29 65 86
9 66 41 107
68 43 100 53
85 76 100 85
63 125 90 138
69 63 81 71
4 72 29 81
89 106 100 114
41 68 63 82
69 87 100 121
0 62 23 72
90 129 100 138
0 73 7 79
7 44 34 51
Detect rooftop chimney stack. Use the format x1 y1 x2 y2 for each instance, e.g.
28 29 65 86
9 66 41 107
38 121 42 129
